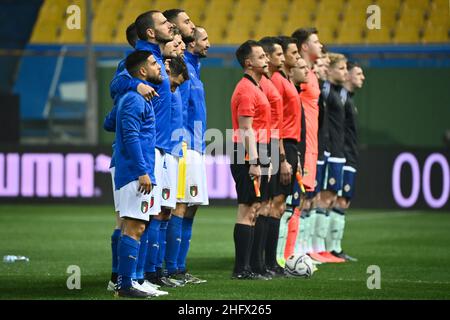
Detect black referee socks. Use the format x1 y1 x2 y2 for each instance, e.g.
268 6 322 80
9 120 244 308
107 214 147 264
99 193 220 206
233 224 254 274
265 217 281 269
250 216 268 274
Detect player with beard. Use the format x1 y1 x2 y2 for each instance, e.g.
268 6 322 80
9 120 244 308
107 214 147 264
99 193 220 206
111 10 186 288
163 9 196 44
114 50 162 298
163 27 211 284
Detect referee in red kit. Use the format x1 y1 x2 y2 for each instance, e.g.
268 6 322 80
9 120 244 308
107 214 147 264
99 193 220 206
230 40 272 280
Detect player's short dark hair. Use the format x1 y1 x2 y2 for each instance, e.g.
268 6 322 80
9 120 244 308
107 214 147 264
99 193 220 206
276 36 298 53
135 10 160 40
235 40 261 69
347 61 360 71
168 56 189 81
291 27 318 48
259 36 279 55
163 9 185 23
125 50 153 77
126 22 138 48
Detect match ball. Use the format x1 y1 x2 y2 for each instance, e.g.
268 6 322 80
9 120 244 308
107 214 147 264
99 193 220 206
284 254 314 278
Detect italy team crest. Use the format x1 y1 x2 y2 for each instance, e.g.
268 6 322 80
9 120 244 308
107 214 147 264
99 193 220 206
162 188 170 200
190 185 198 197
141 201 149 213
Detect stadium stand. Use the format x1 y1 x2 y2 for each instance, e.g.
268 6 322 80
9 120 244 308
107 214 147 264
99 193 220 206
28 0 448 45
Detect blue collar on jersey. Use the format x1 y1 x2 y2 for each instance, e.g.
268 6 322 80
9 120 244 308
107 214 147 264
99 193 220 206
135 40 163 62
184 51 201 78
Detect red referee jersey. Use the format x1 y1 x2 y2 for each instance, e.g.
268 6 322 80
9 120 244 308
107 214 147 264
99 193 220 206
300 71 320 154
231 74 271 144
260 75 283 139
271 71 301 142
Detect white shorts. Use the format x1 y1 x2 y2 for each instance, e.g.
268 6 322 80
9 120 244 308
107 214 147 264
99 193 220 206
178 149 209 206
110 167 120 212
118 180 160 221
160 153 179 209
153 148 164 212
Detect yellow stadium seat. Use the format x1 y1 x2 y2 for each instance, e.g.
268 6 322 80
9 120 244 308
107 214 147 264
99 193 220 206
282 11 313 36
427 3 450 28
343 0 375 23
365 26 392 43
258 0 288 32
180 0 207 25
202 0 232 42
59 27 85 44
224 25 252 45
403 0 430 11
93 23 114 43
254 21 282 40
376 0 401 11
112 18 133 45
313 21 336 44
399 6 425 29
336 22 364 44
30 23 60 43
314 10 341 30
394 22 420 43
121 1 154 28
317 0 345 13
422 21 449 43
152 0 181 12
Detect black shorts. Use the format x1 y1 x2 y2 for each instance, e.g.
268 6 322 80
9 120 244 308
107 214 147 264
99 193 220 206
230 143 270 205
230 163 270 204
270 139 299 198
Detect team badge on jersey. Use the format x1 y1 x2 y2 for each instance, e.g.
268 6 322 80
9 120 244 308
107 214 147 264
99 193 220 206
162 188 170 200
141 201 149 213
329 178 336 186
190 185 198 197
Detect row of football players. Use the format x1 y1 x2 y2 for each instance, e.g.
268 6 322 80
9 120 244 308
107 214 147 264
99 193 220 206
103 9 211 298
229 28 365 279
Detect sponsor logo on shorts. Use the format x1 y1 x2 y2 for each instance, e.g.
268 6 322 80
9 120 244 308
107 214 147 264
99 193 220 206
141 201 149 213
190 185 198 197
162 188 170 200
314 180 318 187
344 184 351 192
294 192 299 200
329 178 336 186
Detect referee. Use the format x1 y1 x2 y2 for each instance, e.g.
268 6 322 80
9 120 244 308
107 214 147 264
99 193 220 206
230 40 271 280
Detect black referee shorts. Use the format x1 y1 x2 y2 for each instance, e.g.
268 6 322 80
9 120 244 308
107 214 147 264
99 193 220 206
230 143 271 205
270 139 299 198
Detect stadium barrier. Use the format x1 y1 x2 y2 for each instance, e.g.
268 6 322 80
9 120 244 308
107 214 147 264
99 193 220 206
0 146 448 210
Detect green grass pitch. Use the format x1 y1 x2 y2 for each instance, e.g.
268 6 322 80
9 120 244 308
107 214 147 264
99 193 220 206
1 205 450 300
